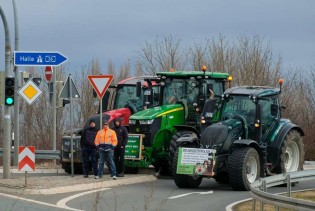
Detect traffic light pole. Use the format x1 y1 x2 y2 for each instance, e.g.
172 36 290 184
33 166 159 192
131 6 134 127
0 6 12 179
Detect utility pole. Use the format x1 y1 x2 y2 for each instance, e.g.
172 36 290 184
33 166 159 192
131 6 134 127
0 5 13 179
52 67 57 166
12 0 21 166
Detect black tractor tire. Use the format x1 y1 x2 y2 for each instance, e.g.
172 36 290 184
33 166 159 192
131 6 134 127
154 159 171 176
63 164 71 174
214 172 229 184
169 131 198 174
63 163 83 174
273 130 304 174
172 144 202 188
228 147 260 191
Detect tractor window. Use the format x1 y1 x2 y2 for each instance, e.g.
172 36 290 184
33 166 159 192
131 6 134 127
163 80 184 105
221 95 256 122
152 86 160 106
114 86 141 109
259 97 278 127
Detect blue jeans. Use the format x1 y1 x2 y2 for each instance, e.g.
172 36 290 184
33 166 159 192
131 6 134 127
98 149 116 177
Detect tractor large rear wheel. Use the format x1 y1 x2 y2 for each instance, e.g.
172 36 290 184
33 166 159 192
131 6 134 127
274 130 304 174
228 147 260 191
172 143 202 188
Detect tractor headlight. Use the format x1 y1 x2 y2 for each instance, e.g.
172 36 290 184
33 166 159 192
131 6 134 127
129 119 136 124
139 119 154 124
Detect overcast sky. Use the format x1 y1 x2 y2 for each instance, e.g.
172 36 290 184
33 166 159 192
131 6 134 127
0 0 314 74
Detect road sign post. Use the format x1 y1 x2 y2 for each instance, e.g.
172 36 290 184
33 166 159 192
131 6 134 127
59 75 80 177
18 146 35 187
14 51 68 66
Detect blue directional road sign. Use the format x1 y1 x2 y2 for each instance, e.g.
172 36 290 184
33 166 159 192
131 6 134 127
14 51 68 66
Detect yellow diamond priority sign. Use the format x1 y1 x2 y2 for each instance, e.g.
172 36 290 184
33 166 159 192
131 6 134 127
19 79 42 105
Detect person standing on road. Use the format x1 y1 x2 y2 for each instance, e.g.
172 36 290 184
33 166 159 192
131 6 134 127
80 120 98 178
113 118 128 177
94 121 118 180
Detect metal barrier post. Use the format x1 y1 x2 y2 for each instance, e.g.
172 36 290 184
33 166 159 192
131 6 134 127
260 180 266 211
252 199 256 211
286 174 291 197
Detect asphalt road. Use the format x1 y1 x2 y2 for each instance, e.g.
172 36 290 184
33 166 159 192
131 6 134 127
58 177 315 211
0 174 314 211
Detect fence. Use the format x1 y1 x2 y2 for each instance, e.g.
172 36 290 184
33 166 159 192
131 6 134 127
0 148 60 160
250 170 315 211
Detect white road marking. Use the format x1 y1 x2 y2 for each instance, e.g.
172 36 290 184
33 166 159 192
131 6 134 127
56 187 111 210
168 191 213 199
0 192 76 210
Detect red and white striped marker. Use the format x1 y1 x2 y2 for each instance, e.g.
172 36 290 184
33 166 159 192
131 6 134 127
18 146 35 171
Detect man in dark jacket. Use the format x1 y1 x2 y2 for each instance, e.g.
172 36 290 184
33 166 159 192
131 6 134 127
113 118 128 177
80 120 98 178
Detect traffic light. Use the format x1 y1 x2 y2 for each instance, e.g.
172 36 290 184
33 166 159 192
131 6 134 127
5 77 15 106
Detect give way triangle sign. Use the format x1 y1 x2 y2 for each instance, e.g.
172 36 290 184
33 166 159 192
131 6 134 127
87 75 114 98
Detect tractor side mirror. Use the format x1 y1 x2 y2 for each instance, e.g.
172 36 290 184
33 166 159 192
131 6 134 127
271 104 279 116
136 81 141 97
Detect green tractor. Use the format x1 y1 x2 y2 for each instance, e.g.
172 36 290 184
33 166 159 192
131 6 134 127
126 68 231 174
172 80 305 190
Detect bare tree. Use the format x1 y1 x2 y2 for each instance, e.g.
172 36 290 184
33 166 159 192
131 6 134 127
117 60 131 82
20 66 66 149
188 42 208 71
232 35 282 86
74 59 101 128
136 35 187 74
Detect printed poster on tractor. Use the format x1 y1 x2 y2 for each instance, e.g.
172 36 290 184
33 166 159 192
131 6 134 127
176 147 216 176
125 134 143 160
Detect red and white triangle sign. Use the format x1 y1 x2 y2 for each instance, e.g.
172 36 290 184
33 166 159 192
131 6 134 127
87 75 114 98
18 146 35 172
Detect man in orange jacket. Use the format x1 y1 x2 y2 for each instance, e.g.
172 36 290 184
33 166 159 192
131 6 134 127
94 121 118 180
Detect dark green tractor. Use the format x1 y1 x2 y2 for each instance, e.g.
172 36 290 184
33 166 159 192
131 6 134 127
172 80 305 190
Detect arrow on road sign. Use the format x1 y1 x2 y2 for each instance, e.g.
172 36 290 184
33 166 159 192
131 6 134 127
87 75 113 98
59 75 80 99
18 146 35 172
14 51 68 66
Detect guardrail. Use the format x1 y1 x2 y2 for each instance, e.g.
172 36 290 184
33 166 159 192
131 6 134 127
250 170 315 211
0 149 60 160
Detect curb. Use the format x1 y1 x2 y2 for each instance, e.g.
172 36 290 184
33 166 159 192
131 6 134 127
25 175 157 195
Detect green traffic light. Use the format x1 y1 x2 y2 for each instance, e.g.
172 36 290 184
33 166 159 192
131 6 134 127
5 97 14 105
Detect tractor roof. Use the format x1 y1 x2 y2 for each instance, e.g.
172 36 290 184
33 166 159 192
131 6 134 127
117 76 157 85
224 86 280 97
156 71 229 79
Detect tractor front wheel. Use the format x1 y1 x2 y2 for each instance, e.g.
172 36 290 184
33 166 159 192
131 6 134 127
172 143 202 188
169 131 198 174
228 147 260 191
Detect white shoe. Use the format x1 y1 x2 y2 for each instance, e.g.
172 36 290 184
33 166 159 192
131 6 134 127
112 176 117 180
95 176 100 179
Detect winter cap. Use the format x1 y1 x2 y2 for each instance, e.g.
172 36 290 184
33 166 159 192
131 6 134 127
89 119 95 124
114 117 122 122
103 120 109 125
